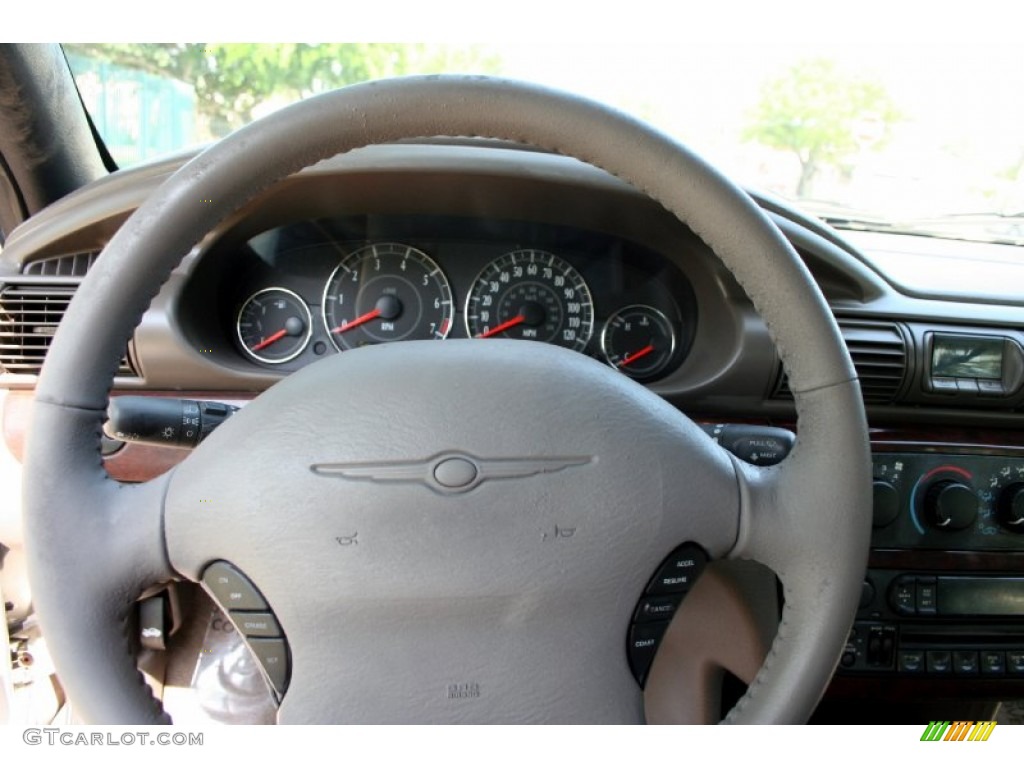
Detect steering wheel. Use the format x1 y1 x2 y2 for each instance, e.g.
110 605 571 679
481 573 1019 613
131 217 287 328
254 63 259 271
22 76 871 724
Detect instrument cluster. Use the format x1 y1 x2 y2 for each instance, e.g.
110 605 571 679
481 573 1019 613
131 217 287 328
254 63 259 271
202 214 696 382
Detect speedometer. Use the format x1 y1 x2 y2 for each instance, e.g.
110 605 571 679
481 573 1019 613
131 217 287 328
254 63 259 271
322 243 453 351
465 249 594 352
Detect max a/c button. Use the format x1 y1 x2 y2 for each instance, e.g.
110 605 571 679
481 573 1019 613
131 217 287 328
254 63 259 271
232 611 281 638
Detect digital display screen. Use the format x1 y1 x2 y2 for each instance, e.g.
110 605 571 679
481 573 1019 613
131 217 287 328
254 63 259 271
931 335 1004 380
938 577 1024 617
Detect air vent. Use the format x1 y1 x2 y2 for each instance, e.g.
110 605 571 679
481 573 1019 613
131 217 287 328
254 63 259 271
21 250 100 276
774 318 908 404
0 284 135 376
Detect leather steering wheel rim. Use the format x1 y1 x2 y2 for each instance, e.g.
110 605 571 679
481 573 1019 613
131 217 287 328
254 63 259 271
22 75 872 724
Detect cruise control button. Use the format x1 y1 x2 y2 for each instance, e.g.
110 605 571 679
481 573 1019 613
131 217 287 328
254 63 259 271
634 595 682 623
249 637 290 694
627 621 670 686
648 546 707 594
953 651 979 674
232 611 281 637
202 562 267 611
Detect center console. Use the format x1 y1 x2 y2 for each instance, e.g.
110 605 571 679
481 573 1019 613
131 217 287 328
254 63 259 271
839 451 1024 682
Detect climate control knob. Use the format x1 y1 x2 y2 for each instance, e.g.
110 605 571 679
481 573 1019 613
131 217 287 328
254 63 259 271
997 483 1024 533
924 481 978 531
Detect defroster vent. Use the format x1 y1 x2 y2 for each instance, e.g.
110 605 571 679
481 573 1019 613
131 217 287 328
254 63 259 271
21 250 100 277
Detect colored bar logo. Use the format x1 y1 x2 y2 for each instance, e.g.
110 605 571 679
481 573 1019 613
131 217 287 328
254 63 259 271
920 721 996 741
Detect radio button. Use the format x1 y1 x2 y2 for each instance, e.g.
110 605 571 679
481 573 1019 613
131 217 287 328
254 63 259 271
953 651 979 675
898 649 925 673
926 650 952 674
916 579 938 615
930 377 957 394
955 378 979 395
1007 651 1024 675
981 651 1006 675
978 380 1005 396
890 578 917 615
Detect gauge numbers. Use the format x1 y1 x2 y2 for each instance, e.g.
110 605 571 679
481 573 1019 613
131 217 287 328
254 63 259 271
323 243 453 351
465 249 594 352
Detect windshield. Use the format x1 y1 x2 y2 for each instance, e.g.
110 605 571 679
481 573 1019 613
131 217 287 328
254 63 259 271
64 42 1024 245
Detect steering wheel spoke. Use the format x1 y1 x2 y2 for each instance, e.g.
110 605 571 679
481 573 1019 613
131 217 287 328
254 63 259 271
644 562 778 724
720 380 872 723
23 400 174 723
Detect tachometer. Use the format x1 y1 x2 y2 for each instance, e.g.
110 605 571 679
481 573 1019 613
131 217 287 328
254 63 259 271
322 243 453 351
465 249 594 352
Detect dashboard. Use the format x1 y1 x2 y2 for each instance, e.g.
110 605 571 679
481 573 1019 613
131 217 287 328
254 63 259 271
4 139 1024 720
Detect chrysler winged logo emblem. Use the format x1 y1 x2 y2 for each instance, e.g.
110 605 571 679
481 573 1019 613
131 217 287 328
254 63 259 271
310 451 594 494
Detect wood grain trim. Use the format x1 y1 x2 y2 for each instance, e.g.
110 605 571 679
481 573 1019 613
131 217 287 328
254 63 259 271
6 394 1024 482
3 391 254 482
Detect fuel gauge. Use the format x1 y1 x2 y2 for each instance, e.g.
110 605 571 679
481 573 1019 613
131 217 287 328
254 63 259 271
236 287 312 364
601 305 676 380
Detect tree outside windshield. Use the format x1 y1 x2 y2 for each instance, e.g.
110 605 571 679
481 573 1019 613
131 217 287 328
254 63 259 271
65 43 1024 239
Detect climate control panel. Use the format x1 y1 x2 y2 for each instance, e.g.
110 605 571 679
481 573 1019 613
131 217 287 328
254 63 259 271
872 453 1024 550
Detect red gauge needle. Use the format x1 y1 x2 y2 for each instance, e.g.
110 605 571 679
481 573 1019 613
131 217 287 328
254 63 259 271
251 329 288 352
331 307 382 335
477 314 526 339
620 344 655 367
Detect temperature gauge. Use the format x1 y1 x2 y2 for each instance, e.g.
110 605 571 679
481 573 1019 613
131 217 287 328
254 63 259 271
601 305 676 380
236 287 312 364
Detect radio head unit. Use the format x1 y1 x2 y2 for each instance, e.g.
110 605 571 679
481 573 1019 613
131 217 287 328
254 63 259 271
926 332 1024 398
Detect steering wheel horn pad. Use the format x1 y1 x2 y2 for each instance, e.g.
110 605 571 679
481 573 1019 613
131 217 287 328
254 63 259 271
166 340 739 723
23 76 871 724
